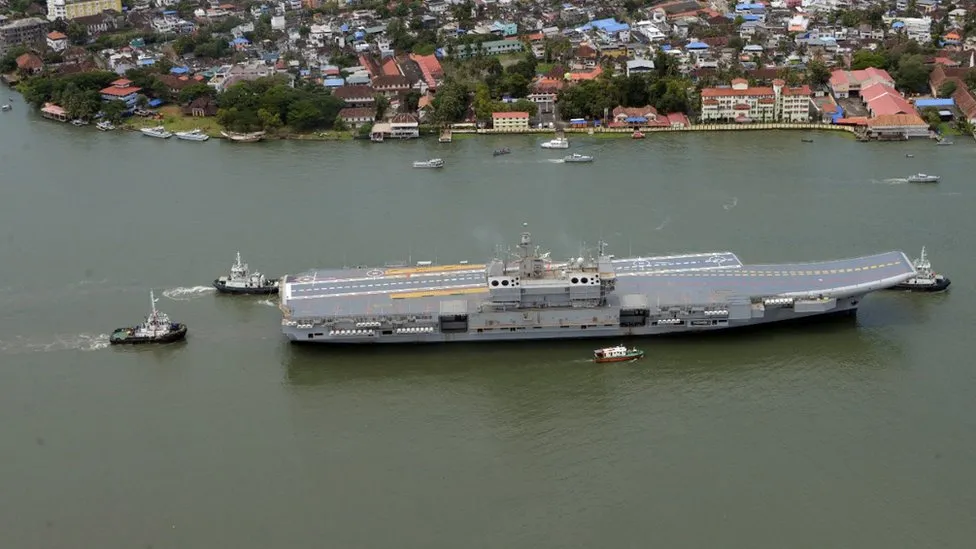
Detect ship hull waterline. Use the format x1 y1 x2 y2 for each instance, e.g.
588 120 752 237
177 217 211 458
213 279 279 295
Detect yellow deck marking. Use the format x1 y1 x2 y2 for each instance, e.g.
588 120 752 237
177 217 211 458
390 287 488 299
384 264 486 276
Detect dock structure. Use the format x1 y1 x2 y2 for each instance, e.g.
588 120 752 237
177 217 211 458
438 129 452 143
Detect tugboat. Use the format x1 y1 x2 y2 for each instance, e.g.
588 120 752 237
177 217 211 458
213 251 279 295
890 247 951 292
109 290 187 345
493 147 511 156
593 345 645 363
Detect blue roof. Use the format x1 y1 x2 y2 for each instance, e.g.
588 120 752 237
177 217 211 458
354 30 365 39
148 98 163 107
170 66 189 74
625 116 647 123
742 14 759 21
340 24 349 32
162 10 176 15
661 44 671 51
735 3 764 9
892 21 905 28
231 37 249 45
584 18 630 33
915 98 954 107
323 78 345 86
686 42 709 49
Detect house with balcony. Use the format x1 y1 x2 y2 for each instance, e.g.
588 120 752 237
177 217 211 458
388 113 419 138
700 78 812 123
371 75 410 97
338 107 376 129
46 30 68 52
492 111 530 131
100 78 141 106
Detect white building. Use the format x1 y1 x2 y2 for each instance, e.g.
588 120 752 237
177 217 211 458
700 78 812 123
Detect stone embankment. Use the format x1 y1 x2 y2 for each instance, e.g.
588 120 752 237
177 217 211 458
463 123 856 135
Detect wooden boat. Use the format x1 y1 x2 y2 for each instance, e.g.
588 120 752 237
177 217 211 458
221 131 265 143
593 345 644 363
632 130 645 139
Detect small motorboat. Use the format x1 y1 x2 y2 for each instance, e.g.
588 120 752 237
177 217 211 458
540 137 569 149
563 153 593 163
96 120 115 131
1 104 10 112
71 118 89 126
141 125 173 138
413 158 445 168
936 140 954 146
493 147 511 156
175 129 210 141
801 138 814 143
632 130 645 139
905 154 914 158
906 173 939 183
593 345 644 364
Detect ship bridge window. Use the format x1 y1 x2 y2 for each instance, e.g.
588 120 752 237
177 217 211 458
501 280 509 286
491 280 499 286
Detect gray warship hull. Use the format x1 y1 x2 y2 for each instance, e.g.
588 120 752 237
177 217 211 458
279 245 917 344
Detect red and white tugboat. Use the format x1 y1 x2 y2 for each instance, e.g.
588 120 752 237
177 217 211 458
593 345 644 363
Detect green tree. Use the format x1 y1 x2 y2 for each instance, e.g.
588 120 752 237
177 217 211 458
100 99 126 123
851 49 886 70
501 72 529 98
938 80 957 97
66 22 88 45
178 83 216 104
374 94 389 119
895 54 931 93
806 58 831 87
287 99 326 131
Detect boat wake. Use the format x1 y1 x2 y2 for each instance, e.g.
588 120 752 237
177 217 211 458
547 159 565 163
876 178 907 185
0 333 109 354
163 286 216 301
654 217 670 231
258 298 278 307
723 197 738 210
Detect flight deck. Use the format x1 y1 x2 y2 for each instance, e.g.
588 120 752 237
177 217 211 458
280 250 915 320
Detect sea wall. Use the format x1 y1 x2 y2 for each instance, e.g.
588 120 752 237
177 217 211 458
460 123 857 135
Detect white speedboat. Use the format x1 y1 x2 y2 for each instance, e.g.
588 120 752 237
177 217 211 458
906 173 939 183
1 104 10 112
140 126 173 138
413 158 445 168
96 120 115 131
564 153 593 163
71 118 89 126
541 137 569 149
175 129 210 141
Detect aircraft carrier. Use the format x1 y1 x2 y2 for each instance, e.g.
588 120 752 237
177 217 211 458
278 226 917 344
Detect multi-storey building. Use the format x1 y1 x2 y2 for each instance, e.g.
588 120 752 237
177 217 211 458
0 17 48 54
492 111 530 131
700 78 812 123
46 0 122 21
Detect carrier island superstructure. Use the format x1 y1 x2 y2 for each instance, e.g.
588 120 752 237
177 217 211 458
279 227 917 344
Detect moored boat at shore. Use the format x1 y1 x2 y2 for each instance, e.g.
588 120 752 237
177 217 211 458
140 126 173 138
593 345 644 363
109 290 187 345
96 120 115 131
220 130 265 142
632 130 645 139
493 147 510 156
175 129 210 141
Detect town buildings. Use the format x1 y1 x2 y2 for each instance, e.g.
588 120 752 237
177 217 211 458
0 17 48 55
700 79 812 123
46 0 122 21
491 111 530 131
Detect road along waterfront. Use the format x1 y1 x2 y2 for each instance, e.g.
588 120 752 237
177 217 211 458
2 101 975 548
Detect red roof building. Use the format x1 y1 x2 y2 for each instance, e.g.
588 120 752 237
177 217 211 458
100 78 142 103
